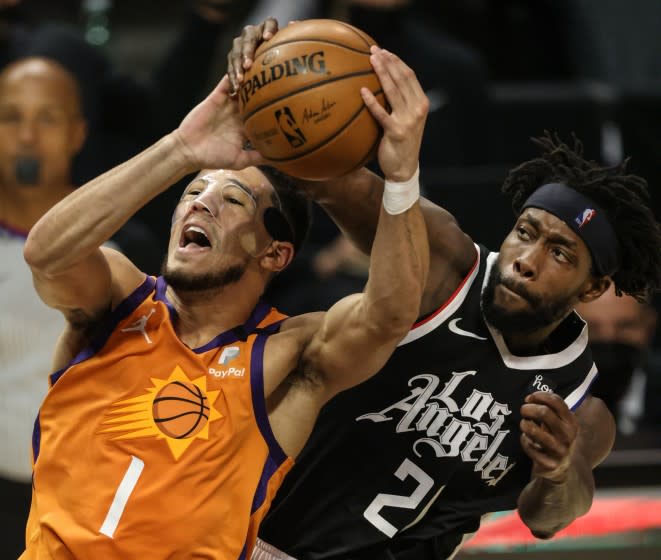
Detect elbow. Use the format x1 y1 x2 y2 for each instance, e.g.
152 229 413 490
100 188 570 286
23 230 57 275
367 301 419 343
23 233 46 271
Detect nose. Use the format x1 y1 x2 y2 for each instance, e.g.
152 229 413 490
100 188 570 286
513 245 539 279
18 118 38 147
189 190 218 218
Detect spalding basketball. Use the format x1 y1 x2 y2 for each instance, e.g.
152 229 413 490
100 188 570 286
238 19 386 181
152 380 209 439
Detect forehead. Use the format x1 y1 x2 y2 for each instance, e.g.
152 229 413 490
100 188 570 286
192 168 274 202
0 66 80 114
519 208 586 248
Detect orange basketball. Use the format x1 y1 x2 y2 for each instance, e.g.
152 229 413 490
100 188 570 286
238 19 386 180
152 381 209 439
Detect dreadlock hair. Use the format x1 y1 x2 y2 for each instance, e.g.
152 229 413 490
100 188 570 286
501 131 661 302
257 165 312 256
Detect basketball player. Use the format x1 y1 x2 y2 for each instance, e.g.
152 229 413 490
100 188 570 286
228 20 661 560
19 47 430 558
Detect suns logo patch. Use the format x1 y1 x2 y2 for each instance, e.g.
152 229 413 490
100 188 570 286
101 365 223 460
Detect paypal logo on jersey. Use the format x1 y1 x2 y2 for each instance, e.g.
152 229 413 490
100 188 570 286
218 346 240 365
209 346 245 378
575 208 596 229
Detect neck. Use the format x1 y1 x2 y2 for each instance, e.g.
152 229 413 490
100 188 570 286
166 282 262 348
0 180 75 231
502 319 566 356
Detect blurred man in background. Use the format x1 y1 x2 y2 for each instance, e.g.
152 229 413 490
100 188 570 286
577 286 658 434
0 57 86 559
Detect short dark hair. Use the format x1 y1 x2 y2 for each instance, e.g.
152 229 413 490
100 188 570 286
257 165 312 255
502 131 661 302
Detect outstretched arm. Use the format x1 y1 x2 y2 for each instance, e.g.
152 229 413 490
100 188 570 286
302 47 429 397
24 75 264 325
517 393 615 538
227 19 476 314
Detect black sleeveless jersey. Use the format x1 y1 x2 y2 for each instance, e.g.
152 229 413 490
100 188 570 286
260 246 598 560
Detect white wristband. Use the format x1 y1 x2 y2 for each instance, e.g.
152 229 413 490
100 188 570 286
383 166 420 215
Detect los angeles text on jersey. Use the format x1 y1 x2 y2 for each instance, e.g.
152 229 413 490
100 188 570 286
357 371 514 486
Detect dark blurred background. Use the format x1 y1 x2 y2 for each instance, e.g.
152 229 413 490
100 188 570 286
1 0 660 556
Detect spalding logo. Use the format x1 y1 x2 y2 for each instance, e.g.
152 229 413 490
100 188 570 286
240 51 328 106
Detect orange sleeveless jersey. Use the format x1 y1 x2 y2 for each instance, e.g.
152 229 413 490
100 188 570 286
22 276 294 560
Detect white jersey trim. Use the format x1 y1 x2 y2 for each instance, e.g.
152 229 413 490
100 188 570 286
482 252 589 371
398 245 481 347
565 363 598 411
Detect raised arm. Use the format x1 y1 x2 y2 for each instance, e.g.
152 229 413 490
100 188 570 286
517 392 615 538
301 47 429 397
227 19 476 314
24 75 264 325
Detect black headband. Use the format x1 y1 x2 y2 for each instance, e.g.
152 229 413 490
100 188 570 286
521 183 620 276
263 206 295 248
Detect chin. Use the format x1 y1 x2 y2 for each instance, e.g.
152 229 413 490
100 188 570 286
162 261 246 292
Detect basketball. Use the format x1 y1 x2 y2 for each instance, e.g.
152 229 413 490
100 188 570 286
238 19 386 180
152 380 210 439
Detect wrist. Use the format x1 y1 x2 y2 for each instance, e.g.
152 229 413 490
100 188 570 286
383 164 420 215
167 131 201 176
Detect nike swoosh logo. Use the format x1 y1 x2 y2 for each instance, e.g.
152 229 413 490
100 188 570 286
448 318 487 340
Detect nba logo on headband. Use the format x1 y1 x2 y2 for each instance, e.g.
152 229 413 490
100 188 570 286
575 208 596 229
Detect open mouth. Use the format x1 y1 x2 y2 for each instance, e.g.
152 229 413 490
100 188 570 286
180 225 212 249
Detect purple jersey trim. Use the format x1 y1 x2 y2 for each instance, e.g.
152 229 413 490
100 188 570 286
250 455 281 515
570 371 598 412
31 413 41 465
154 276 274 352
48 275 155 387
0 220 29 239
237 543 247 560
250 332 288 468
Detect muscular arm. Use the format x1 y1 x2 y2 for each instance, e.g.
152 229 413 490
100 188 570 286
300 47 429 398
297 169 476 314
517 394 615 538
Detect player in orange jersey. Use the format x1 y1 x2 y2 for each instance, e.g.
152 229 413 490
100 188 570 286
20 46 430 559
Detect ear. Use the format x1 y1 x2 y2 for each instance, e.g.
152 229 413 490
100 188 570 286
578 276 611 304
259 241 294 273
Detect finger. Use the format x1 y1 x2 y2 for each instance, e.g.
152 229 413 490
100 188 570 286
521 403 576 448
228 36 243 91
526 391 572 417
520 434 560 471
262 17 279 39
217 74 232 95
378 48 424 105
520 419 568 459
361 87 389 128
240 25 262 70
370 47 405 111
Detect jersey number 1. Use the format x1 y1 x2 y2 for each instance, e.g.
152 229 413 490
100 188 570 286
99 455 144 538
363 458 435 538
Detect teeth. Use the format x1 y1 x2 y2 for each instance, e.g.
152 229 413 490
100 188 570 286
185 226 208 238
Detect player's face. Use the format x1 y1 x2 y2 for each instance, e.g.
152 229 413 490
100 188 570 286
163 167 276 291
0 66 85 188
482 208 595 334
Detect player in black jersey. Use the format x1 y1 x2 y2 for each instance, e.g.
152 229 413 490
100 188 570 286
229 19 661 560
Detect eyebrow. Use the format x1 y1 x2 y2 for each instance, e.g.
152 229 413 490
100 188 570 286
186 176 258 204
224 178 258 204
522 213 578 249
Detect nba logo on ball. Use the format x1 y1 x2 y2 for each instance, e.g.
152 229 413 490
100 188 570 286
238 19 386 181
